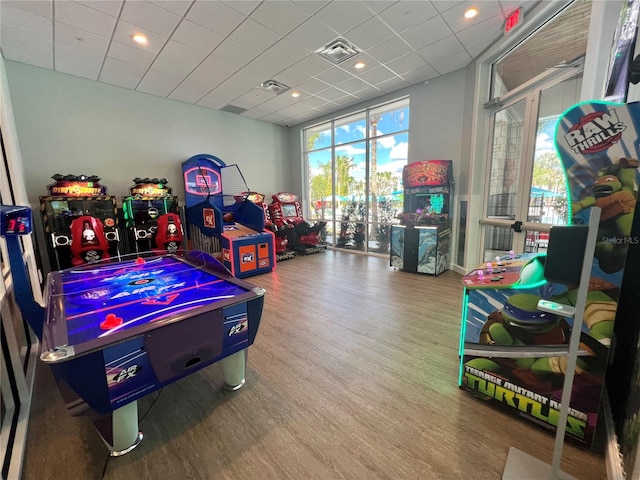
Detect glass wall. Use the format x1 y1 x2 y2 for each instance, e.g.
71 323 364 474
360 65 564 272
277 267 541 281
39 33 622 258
305 98 409 255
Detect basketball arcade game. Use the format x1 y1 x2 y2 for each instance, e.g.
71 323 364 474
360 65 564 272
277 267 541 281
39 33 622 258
390 160 453 275
40 174 120 270
182 154 275 278
121 178 183 254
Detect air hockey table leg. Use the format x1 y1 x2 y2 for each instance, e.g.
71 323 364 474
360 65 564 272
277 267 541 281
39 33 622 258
220 349 247 391
93 401 143 456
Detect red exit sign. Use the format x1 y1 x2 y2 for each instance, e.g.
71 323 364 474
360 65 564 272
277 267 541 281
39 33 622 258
504 7 522 34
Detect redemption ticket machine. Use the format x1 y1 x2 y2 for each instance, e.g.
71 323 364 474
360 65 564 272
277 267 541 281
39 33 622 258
121 178 182 254
40 174 120 271
182 154 275 278
390 160 452 275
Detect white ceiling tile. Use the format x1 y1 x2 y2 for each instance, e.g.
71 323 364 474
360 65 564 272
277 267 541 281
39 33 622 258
240 109 268 120
286 17 340 51
298 77 331 95
272 66 311 88
1 24 52 57
232 88 276 109
353 86 382 101
186 1 246 36
149 0 193 17
211 38 258 68
55 55 102 80
206 78 249 100
345 15 395 51
361 1 396 14
300 95 327 109
196 96 229 110
107 40 156 68
171 20 224 53
0 42 53 70
100 56 147 88
1 4 52 37
241 55 288 83
315 67 355 87
222 0 261 15
112 20 167 55
367 36 412 64
417 35 464 64
55 1 116 37
376 75 411 92
377 1 438 33
400 63 438 83
291 0 330 15
466 39 493 59
384 51 428 76
169 75 215 103
455 14 505 50
55 23 110 68
357 65 397 86
263 38 309 66
313 1 374 35
315 87 351 102
229 18 281 53
137 69 183 97
251 1 309 36
291 53 333 77
441 0 503 33
150 40 207 76
430 1 465 14
336 75 371 93
430 50 472 75
401 15 453 50
120 0 182 36
75 1 123 17
2 0 52 18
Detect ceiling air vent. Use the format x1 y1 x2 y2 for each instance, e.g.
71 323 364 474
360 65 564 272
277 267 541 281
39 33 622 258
316 38 361 65
220 104 247 114
260 79 290 95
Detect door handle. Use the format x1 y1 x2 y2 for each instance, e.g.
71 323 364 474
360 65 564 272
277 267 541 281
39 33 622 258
510 220 523 233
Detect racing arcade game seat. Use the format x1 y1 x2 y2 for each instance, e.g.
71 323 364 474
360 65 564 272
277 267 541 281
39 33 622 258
246 192 295 261
269 192 326 255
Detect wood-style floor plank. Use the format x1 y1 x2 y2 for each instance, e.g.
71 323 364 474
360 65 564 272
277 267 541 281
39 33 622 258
21 251 607 480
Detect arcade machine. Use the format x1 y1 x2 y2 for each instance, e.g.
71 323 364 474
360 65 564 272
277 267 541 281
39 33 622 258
1 204 266 456
182 154 275 278
39 174 120 270
459 100 640 449
121 178 183 254
246 191 295 261
269 192 327 255
390 160 452 275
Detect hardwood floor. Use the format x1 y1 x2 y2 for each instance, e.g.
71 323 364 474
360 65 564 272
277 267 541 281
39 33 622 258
21 251 607 480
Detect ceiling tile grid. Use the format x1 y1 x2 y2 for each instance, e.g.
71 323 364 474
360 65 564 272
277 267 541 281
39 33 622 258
0 0 543 126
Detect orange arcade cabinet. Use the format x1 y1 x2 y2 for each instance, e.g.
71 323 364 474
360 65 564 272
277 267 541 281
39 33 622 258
182 154 275 278
246 191 295 261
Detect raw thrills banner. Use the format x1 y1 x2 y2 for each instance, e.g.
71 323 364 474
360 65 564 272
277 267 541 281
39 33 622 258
460 100 640 447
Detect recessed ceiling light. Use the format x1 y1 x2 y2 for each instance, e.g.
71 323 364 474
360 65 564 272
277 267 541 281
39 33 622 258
132 33 148 45
354 62 366 69
291 91 300 98
464 8 478 19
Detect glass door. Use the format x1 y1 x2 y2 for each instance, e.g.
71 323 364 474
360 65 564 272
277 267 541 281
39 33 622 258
481 69 582 261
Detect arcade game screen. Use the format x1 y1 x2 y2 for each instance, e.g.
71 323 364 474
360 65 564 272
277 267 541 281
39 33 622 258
42 198 117 232
123 198 179 227
281 204 297 218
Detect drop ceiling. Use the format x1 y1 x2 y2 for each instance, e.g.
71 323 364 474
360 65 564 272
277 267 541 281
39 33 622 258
0 0 543 126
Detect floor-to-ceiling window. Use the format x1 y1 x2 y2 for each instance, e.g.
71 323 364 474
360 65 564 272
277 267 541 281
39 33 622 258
304 98 409 255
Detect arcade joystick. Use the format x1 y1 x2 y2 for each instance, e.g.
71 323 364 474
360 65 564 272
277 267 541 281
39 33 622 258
135 257 145 265
101 313 123 330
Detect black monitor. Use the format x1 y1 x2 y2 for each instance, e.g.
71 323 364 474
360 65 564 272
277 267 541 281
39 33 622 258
544 225 589 285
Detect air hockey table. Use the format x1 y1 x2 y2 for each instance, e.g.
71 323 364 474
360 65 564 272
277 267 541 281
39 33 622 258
41 250 265 455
